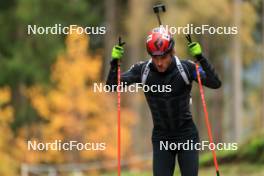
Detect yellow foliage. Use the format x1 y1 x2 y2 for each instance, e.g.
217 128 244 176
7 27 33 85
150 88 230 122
0 86 13 124
24 27 136 164
26 86 51 118
0 86 14 126
0 87 18 176
0 86 11 105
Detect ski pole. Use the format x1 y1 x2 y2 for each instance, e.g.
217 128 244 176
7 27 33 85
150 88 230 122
186 34 220 176
117 37 125 176
196 63 220 176
153 4 166 26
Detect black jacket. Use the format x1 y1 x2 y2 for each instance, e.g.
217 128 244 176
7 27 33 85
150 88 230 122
106 55 221 141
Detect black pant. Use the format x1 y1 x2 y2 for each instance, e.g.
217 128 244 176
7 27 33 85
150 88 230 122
152 136 199 176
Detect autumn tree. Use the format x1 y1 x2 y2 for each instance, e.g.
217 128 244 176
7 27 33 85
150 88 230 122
0 87 17 175
18 28 136 166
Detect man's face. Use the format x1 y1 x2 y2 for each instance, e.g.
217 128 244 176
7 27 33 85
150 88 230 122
152 53 172 72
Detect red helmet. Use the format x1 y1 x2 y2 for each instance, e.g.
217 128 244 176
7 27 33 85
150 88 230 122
146 27 174 56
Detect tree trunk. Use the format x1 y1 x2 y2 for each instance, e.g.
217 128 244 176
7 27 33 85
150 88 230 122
126 0 152 155
262 0 264 129
232 0 243 143
103 0 117 80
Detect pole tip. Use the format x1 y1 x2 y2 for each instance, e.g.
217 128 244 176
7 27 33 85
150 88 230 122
216 170 220 176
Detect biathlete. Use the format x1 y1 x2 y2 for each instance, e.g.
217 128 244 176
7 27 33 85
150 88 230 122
106 27 221 176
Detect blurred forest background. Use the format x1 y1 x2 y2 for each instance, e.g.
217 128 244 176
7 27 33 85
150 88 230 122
0 0 264 175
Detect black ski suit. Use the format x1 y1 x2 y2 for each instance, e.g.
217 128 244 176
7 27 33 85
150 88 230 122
106 55 221 176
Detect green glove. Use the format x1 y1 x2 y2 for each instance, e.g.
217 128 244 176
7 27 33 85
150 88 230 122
188 42 202 58
112 45 124 60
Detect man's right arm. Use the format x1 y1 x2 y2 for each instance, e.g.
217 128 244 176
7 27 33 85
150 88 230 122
106 59 143 88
